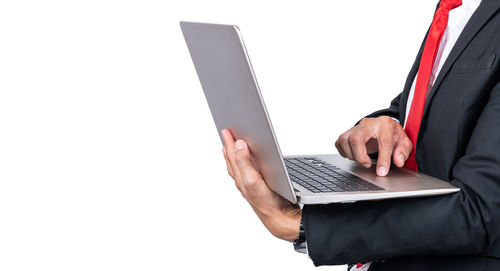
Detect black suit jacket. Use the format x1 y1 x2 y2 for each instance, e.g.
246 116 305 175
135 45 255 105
302 1 500 270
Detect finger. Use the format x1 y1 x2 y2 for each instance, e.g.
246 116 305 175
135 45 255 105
335 139 347 158
338 133 354 160
392 136 413 167
376 130 395 176
221 129 240 176
221 129 235 152
233 139 264 194
348 135 372 168
224 147 243 192
222 147 234 178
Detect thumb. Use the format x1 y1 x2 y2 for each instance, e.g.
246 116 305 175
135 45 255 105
234 140 254 174
234 140 264 192
392 137 413 168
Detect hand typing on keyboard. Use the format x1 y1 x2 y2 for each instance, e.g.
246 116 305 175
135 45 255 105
221 129 302 242
335 116 413 176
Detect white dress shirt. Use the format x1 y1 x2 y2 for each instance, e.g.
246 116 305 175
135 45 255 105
349 1 481 270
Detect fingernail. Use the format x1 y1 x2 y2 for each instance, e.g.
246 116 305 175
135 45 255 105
399 154 405 162
377 166 387 176
234 140 246 152
363 163 372 168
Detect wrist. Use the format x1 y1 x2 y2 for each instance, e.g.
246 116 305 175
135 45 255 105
267 208 302 242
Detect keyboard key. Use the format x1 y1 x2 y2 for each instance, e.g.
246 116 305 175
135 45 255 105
342 186 357 191
331 187 346 192
351 185 370 191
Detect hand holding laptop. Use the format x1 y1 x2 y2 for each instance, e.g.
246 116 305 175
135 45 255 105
220 113 412 242
220 113 411 242
221 129 302 242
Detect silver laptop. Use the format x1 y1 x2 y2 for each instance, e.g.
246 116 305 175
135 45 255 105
180 21 459 204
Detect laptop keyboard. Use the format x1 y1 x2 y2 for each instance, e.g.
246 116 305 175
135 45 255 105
284 157 384 193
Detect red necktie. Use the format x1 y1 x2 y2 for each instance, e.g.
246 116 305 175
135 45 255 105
404 0 462 171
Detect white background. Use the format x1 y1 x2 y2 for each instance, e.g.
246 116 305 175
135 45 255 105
0 1 436 270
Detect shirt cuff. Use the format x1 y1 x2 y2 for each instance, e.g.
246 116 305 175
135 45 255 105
391 117 400 124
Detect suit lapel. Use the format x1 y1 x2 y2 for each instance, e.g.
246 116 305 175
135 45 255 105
423 0 500 112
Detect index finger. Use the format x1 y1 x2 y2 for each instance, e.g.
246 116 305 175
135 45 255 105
376 129 395 176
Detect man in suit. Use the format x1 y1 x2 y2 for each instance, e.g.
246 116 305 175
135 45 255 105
221 0 500 270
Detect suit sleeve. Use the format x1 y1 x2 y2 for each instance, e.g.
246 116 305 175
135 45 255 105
302 81 500 265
